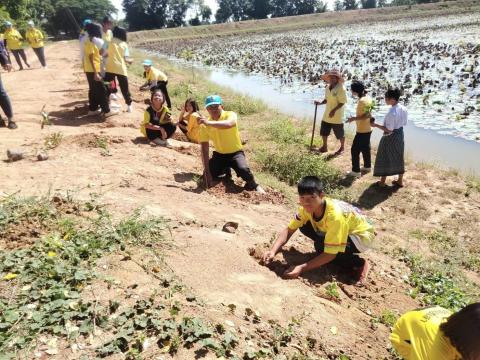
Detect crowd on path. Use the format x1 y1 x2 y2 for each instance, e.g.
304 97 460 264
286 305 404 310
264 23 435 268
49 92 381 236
1 16 479 360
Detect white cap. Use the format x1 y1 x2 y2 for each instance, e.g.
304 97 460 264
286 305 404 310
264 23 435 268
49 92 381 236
27 20 35 26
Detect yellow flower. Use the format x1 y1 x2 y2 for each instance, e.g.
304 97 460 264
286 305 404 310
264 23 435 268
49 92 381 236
47 251 57 258
3 273 18 281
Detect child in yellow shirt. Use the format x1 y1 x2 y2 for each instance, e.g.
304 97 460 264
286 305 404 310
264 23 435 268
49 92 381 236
390 303 480 360
178 98 201 143
25 21 46 68
263 176 374 282
140 90 176 147
3 22 30 70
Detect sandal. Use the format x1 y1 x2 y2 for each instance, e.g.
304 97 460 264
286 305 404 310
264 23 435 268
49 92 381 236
7 121 18 130
392 180 404 188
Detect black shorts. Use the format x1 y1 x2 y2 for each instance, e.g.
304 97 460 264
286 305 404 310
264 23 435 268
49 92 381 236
145 123 177 141
320 121 345 139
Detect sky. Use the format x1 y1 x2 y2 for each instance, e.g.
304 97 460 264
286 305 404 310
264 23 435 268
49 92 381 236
111 0 337 20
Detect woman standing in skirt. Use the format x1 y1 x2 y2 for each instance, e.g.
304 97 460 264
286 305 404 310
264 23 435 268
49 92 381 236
372 88 408 188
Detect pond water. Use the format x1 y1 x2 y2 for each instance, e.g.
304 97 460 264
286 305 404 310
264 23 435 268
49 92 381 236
159 54 480 175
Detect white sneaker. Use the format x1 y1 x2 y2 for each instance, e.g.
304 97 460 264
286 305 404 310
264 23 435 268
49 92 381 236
102 109 120 118
153 138 166 146
361 167 371 173
110 103 121 109
255 185 266 194
347 171 361 178
87 110 101 116
127 105 133 113
110 94 119 101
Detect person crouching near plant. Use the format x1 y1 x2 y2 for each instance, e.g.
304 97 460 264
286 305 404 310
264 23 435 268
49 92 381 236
178 98 201 143
140 89 176 147
372 88 408 188
198 95 265 193
390 303 480 360
139 59 171 109
262 176 373 283
346 80 373 178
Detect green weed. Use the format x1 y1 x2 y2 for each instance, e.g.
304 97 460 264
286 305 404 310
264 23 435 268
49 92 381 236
263 117 308 145
325 282 340 301
44 132 63 150
379 309 398 327
255 145 342 191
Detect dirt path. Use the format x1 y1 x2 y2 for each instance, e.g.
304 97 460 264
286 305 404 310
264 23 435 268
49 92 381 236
1 42 479 359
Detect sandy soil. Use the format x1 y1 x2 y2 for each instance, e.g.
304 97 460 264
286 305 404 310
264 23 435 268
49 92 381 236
1 41 479 359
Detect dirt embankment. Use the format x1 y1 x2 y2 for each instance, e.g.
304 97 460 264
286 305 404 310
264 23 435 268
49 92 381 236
1 41 479 359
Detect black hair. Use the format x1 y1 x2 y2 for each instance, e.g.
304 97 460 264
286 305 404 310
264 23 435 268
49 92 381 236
85 22 102 39
297 176 324 196
385 88 402 101
351 80 367 97
440 303 480 360
185 98 199 112
151 89 165 103
102 16 111 24
112 26 127 42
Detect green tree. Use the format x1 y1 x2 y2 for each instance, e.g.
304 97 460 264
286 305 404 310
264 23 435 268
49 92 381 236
166 0 193 27
377 0 387 7
361 0 377 8
215 0 249 22
123 0 168 31
189 0 212 25
334 0 344 10
343 0 358 9
250 0 270 19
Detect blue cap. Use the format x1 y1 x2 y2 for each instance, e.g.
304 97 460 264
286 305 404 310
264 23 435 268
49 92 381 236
5 21 12 27
83 19 91 27
143 59 153 66
205 95 223 107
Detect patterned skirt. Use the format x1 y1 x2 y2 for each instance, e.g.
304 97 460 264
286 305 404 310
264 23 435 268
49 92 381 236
373 127 405 177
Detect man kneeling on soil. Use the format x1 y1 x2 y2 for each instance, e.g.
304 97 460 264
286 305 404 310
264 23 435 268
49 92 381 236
198 95 265 193
263 176 373 282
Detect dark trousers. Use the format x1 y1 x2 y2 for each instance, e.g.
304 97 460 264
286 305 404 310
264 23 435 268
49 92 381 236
11 49 29 69
145 123 177 141
32 47 46 67
209 151 258 190
0 76 13 119
351 132 372 173
104 72 132 105
299 221 363 268
85 72 109 113
151 81 171 109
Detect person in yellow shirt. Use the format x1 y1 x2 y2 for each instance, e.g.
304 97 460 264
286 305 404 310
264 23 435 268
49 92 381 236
178 98 201 143
25 21 46 68
104 26 133 112
314 69 347 155
390 303 480 360
263 176 373 282
346 80 373 178
198 95 264 192
140 90 176 146
140 59 171 109
3 22 30 70
83 22 115 117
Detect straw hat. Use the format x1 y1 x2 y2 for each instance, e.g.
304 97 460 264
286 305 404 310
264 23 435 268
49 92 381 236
321 69 345 83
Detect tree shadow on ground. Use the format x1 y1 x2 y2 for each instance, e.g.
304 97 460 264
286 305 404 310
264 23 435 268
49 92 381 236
48 106 105 127
354 183 399 209
131 137 149 145
174 172 197 183
265 247 352 285
60 100 88 108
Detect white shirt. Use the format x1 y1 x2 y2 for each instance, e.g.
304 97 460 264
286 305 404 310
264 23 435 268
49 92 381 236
383 104 408 131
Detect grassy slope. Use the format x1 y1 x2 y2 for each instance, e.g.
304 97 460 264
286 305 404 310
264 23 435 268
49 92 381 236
129 0 480 44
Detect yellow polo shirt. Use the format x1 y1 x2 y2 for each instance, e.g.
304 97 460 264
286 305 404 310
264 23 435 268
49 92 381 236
83 39 101 73
322 84 347 124
146 67 168 83
199 111 243 154
102 29 113 44
186 112 201 143
390 307 462 360
355 95 372 133
105 39 128 76
288 198 374 254
4 28 23 50
26 28 44 48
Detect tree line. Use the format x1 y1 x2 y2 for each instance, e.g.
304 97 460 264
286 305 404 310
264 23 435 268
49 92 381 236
0 0 446 36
